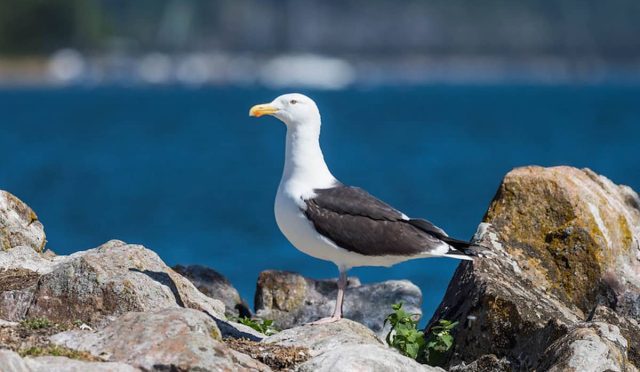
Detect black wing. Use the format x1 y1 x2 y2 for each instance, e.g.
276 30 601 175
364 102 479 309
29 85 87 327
304 185 452 257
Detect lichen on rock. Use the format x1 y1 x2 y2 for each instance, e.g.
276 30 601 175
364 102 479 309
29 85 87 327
0 191 46 253
431 166 640 370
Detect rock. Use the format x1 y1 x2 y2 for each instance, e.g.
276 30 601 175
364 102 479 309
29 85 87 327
0 245 66 274
0 240 225 325
264 319 443 372
0 268 40 321
255 270 422 338
591 305 640 368
23 240 225 324
51 307 270 371
0 191 46 253
0 349 137 372
0 246 73 321
265 318 380 351
225 338 311 370
430 166 640 369
449 354 513 372
173 264 251 317
0 349 30 372
539 322 637 372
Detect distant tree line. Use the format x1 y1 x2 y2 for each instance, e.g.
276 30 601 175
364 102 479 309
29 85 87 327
1 0 639 59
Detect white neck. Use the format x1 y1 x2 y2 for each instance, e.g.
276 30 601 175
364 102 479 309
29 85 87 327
279 119 336 196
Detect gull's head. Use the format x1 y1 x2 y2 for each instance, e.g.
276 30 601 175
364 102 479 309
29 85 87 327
249 93 320 127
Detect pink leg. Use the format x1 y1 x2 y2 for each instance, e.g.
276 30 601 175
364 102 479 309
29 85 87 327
311 269 347 325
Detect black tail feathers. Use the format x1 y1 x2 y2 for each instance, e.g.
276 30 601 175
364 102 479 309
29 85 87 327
441 236 489 259
407 218 489 259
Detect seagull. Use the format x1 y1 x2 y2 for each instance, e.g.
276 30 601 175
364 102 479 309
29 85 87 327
249 93 483 324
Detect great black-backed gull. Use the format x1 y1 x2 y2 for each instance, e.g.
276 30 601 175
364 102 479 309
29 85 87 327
250 93 482 324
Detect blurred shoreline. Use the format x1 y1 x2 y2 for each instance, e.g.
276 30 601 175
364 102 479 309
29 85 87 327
2 51 640 89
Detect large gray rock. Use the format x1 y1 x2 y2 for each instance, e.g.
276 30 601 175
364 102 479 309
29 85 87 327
255 270 422 338
264 319 443 372
0 349 137 372
174 264 251 317
0 240 225 325
430 167 640 370
539 322 637 372
28 240 226 324
0 191 46 253
51 308 270 371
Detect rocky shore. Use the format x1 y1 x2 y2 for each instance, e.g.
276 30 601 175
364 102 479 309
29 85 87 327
0 165 638 371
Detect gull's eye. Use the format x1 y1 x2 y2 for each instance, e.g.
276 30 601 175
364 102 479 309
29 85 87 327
290 99 298 105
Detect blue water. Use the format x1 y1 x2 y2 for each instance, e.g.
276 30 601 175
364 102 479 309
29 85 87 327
1 85 639 322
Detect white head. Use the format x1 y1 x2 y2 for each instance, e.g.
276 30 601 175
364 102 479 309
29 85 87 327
249 93 320 128
249 93 335 188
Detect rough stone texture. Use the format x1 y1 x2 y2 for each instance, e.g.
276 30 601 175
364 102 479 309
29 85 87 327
23 240 225 324
431 166 640 370
255 270 422 338
539 321 638 372
0 349 138 372
449 354 513 372
264 319 443 372
0 268 40 321
591 305 640 368
0 240 225 325
51 308 269 371
174 264 251 317
0 349 32 372
0 245 67 274
0 191 46 253
0 246 73 321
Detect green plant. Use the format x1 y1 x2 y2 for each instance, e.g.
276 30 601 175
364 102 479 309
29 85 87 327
234 317 279 336
20 317 53 330
384 303 458 366
19 345 96 360
384 302 425 359
424 319 458 365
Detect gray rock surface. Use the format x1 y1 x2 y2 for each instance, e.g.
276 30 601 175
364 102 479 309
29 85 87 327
174 264 251 317
0 239 226 324
0 245 66 274
51 308 270 371
540 322 637 372
255 270 422 338
448 354 513 372
0 349 138 372
21 240 225 324
264 319 443 372
431 166 640 370
591 305 640 368
0 191 46 253
0 267 39 321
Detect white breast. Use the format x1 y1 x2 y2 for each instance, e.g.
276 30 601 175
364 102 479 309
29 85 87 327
274 183 341 263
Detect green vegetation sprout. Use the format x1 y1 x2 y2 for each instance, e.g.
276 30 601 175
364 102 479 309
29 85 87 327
385 302 458 366
384 303 425 359
20 317 53 330
233 316 279 336
424 319 458 365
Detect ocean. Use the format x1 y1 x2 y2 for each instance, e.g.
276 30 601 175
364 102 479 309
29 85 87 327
1 84 639 323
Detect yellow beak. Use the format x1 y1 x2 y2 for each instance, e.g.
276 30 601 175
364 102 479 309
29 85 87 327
249 103 279 117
